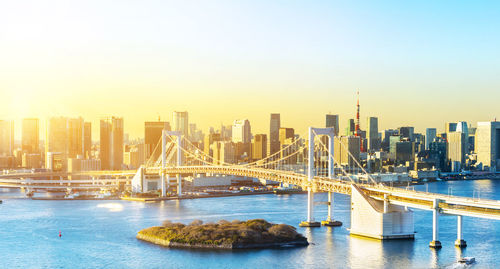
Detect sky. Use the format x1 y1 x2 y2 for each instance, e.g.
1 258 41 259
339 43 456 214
1 0 499 140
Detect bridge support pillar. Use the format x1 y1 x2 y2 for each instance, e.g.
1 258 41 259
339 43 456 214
322 191 342 226
300 188 320 227
161 130 167 197
429 199 442 249
454 215 467 248
300 127 321 228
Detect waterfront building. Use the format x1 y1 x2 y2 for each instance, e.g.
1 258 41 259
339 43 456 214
447 131 466 171
100 117 124 170
232 119 251 144
172 111 189 137
476 121 500 171
0 120 14 157
429 138 448 171
22 153 42 169
252 134 267 161
269 113 281 155
425 128 437 150
145 121 171 162
124 144 146 169
67 117 85 159
45 117 68 170
22 118 39 154
325 114 339 136
367 117 380 151
83 122 92 159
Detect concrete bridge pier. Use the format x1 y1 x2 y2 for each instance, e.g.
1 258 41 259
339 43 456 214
455 215 467 248
300 188 320 227
322 192 342 226
429 199 442 248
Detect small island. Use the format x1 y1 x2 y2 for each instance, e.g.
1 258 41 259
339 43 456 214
137 219 309 249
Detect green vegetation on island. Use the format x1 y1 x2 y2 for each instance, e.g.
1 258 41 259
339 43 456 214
137 219 309 249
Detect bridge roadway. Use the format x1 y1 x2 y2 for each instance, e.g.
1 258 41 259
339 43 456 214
146 165 500 220
2 165 500 220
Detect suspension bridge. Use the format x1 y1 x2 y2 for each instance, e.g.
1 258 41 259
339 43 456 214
2 127 500 249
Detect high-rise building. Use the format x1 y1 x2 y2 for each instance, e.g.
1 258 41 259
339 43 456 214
232 119 251 143
100 117 124 170
0 120 14 157
399 127 415 142
211 141 236 164
45 117 69 170
456 121 469 153
346 119 355 136
367 117 379 151
447 132 466 171
279 128 294 146
476 121 500 171
269 113 281 155
204 133 221 157
145 121 171 161
395 140 414 165
445 122 458 133
83 122 92 159
252 134 267 160
325 114 339 136
67 117 85 158
22 118 39 153
334 136 360 167
425 128 437 150
382 129 399 152
172 111 189 137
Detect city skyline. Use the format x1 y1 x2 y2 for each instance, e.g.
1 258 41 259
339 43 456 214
1 1 499 139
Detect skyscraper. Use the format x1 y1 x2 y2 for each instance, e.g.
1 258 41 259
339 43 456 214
145 121 171 161
67 117 85 158
232 119 251 143
325 114 339 136
0 120 14 156
367 117 379 151
83 122 92 159
425 128 437 150
172 111 189 137
269 113 280 155
476 121 500 171
279 128 295 146
447 131 466 171
346 119 355 136
100 117 124 170
399 127 415 142
22 118 39 153
252 134 267 160
45 117 69 169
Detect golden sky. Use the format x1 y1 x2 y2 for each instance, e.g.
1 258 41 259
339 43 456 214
1 1 499 140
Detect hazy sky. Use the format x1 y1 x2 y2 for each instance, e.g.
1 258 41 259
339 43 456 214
1 1 499 140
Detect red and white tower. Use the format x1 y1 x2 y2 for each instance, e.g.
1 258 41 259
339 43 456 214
355 90 364 152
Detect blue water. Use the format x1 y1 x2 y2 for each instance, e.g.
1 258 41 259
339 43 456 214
1 180 499 268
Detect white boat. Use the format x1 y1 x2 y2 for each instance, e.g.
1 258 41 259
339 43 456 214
457 257 475 265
